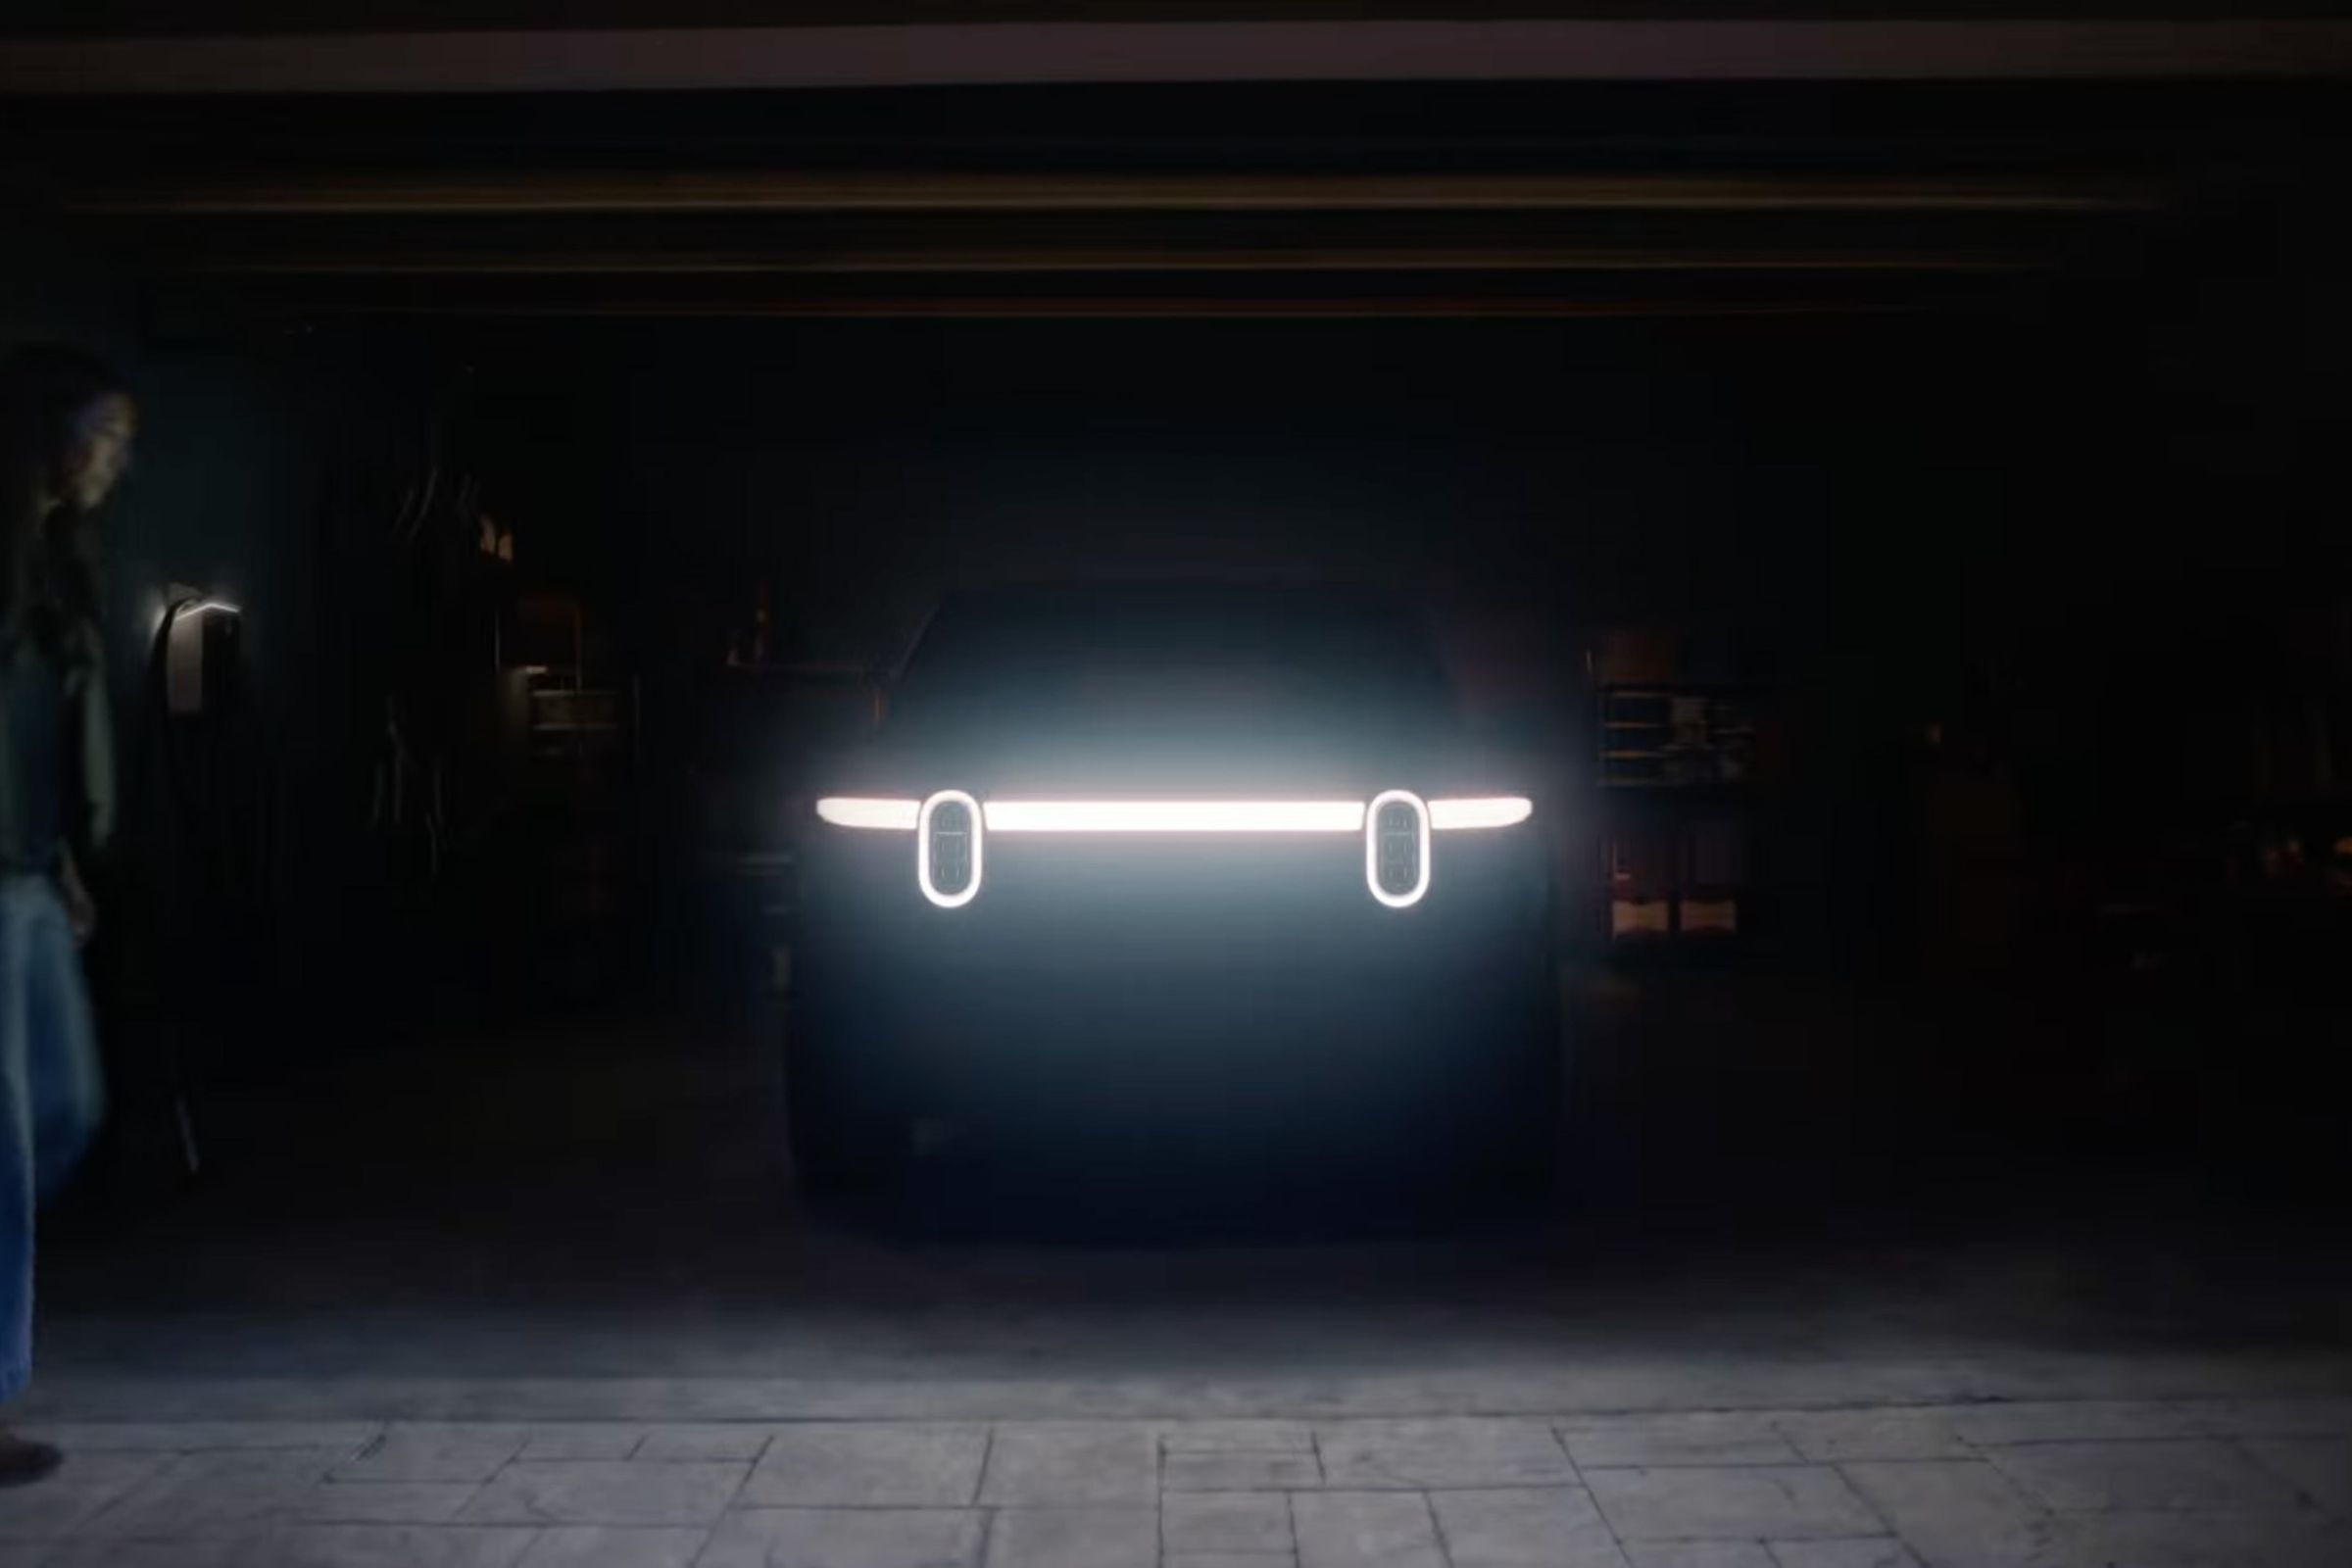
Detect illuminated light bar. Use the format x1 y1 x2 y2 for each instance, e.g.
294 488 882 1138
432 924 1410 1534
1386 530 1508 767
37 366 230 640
917 790 984 907
1429 796 1534 831
1366 789 1432 908
984 800 1365 834
815 796 920 830
826 795 1528 837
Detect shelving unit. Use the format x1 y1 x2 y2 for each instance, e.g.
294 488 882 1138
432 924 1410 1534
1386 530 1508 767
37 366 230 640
1598 684 1761 789
1594 676 1767 948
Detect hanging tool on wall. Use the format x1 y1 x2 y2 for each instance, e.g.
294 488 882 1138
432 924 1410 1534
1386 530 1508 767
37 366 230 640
144 590 259 1179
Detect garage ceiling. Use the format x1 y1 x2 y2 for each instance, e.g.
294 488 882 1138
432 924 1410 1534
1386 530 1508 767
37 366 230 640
4 14 2343 321
7 1 2342 30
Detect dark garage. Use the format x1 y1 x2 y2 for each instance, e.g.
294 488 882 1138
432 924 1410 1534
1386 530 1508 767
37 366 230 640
1 8 2350 1566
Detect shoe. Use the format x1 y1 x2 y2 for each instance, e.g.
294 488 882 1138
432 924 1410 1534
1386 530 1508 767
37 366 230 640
0 1427 63 1488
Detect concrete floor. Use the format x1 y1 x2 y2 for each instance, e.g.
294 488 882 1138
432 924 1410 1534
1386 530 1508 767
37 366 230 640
11 1004 2352 1564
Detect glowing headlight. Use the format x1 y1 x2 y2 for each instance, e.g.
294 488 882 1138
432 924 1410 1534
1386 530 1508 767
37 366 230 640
816 791 1531 914
1365 789 1432 908
916 790 984 907
815 797 920 830
984 800 1364 833
1428 796 1533 831
816 796 1533 833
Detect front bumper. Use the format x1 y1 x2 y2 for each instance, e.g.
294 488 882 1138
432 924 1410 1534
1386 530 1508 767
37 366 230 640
793 825 1556 1152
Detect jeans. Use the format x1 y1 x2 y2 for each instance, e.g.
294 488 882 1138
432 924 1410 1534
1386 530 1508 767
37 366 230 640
0 876 104 1404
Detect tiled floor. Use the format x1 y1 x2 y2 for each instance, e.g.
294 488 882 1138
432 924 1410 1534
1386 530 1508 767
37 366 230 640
19 1012 2351 1564
3 1398 2347 1566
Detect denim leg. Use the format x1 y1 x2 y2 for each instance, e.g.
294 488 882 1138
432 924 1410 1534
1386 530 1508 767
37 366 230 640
0 877 103 1405
0 883 38 1403
24 886 103 1208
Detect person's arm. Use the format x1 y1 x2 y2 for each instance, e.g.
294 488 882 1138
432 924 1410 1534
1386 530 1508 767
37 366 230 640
60 843 96 945
75 656 115 856
64 651 115 946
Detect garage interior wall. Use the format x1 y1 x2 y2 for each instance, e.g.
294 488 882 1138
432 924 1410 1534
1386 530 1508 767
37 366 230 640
5 141 2349 1164
4 225 445 1178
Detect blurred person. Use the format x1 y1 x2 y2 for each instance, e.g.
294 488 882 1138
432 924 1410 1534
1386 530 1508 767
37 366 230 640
0 346 130 1486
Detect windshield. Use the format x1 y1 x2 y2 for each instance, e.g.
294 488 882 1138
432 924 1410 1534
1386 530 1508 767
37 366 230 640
889 584 1454 738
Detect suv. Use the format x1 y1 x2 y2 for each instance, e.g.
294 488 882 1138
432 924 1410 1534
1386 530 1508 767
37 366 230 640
792 581 1557 1198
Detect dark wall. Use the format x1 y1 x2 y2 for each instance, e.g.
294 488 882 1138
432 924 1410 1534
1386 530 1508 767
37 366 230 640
425 311 1981 969
460 315 1886 670
5 222 445 1158
11 146 2343 1110
424 184 2344 975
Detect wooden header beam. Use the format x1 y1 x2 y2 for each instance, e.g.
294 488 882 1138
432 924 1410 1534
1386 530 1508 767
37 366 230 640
193 246 2033 276
76 172 2152 218
4 21 2349 96
252 296 1923 319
